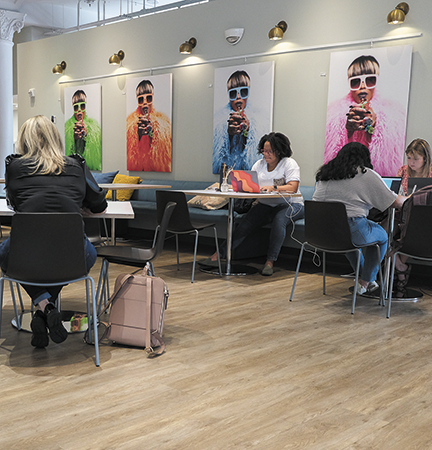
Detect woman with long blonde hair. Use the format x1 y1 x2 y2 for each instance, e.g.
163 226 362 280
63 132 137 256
397 139 432 195
1 115 107 348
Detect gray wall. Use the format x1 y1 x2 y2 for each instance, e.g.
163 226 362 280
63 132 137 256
16 0 431 186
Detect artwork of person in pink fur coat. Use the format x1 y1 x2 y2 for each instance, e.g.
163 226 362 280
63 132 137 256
324 55 406 177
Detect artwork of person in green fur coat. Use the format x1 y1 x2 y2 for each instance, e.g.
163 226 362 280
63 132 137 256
65 90 102 171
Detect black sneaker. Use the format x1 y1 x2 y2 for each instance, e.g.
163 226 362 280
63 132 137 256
30 310 49 348
45 306 68 344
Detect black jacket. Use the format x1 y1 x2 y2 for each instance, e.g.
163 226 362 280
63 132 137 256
5 153 107 214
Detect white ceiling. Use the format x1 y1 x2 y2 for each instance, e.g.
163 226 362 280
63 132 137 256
0 1 166 30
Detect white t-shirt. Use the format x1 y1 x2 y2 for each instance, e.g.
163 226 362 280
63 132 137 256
312 168 397 218
252 157 303 206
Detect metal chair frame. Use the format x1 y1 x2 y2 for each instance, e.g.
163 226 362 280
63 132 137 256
153 190 222 283
0 213 100 366
289 201 384 314
387 205 432 317
95 202 176 313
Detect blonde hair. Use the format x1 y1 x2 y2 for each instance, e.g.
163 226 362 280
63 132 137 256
406 138 432 178
16 115 65 175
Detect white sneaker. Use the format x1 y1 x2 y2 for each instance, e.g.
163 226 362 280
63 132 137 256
367 281 379 293
356 281 379 296
356 284 368 295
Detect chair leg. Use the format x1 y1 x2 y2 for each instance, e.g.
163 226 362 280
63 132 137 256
152 225 160 248
0 278 4 337
56 293 62 311
86 277 100 367
175 234 180 271
322 252 326 295
213 227 222 277
375 244 385 307
16 284 25 313
191 230 199 283
351 249 362 314
383 252 392 303
9 282 25 313
9 281 21 330
387 254 397 318
148 262 155 276
96 259 109 315
289 243 306 301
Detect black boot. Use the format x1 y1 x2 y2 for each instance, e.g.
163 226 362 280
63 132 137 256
30 310 49 348
45 303 68 344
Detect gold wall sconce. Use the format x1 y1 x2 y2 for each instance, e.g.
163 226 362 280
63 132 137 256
179 37 197 54
109 50 125 65
52 61 67 74
268 21 288 40
387 3 409 24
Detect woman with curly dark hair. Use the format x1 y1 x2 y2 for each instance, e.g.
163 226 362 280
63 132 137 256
205 132 304 276
313 142 406 295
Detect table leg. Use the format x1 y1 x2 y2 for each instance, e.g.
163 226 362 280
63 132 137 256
199 197 258 276
110 190 117 245
225 198 234 275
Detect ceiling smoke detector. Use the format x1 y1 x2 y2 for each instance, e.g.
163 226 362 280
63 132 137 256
225 28 244 45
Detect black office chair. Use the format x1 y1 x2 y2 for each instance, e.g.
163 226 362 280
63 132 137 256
289 201 384 314
0 213 100 366
95 201 176 312
154 190 222 283
387 205 432 318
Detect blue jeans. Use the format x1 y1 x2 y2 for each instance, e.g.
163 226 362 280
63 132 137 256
345 217 388 283
0 235 97 305
221 201 305 262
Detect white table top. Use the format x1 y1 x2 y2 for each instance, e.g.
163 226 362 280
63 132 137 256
181 189 303 199
0 198 134 219
99 183 171 190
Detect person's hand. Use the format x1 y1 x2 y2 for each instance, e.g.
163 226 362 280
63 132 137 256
81 206 107 216
138 114 153 140
73 120 87 140
80 207 93 216
228 110 249 136
260 185 274 193
346 103 376 134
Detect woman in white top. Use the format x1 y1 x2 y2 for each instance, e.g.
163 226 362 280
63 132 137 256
208 132 304 276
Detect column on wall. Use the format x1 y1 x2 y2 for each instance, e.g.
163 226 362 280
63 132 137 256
0 10 24 177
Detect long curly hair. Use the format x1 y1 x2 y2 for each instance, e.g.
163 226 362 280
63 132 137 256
316 142 373 181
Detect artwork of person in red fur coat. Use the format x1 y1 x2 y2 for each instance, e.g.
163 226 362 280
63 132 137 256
324 55 406 177
127 79 172 172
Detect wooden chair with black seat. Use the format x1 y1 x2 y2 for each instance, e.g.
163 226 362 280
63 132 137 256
153 190 222 283
387 205 432 318
0 212 100 367
289 200 384 314
95 201 176 313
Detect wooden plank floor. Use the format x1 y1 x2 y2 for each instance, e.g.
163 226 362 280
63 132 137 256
1 235 432 449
